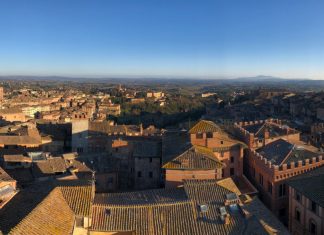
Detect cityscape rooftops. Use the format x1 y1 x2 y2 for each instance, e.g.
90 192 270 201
90 178 289 235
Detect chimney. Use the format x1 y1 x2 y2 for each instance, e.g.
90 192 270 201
224 214 231 225
140 123 143 135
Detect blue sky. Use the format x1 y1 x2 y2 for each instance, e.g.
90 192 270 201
0 0 324 79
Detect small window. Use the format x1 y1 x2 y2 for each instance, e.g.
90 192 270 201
258 139 263 143
137 171 142 178
149 157 153 163
295 192 301 202
75 216 84 227
310 201 317 214
268 182 272 194
279 208 286 217
196 133 203 139
230 156 234 163
220 141 224 144
149 172 153 178
206 132 213 138
279 184 286 197
309 219 317 234
259 174 263 186
295 208 300 222
230 168 234 176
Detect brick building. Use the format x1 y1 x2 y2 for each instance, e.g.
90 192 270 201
288 166 324 235
234 119 300 149
189 120 244 178
245 138 324 225
163 145 223 188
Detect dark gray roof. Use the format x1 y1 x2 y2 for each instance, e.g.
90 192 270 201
288 166 324 208
243 122 298 139
256 139 321 165
244 123 264 134
256 139 293 165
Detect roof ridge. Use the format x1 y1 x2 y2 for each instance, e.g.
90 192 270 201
92 200 192 208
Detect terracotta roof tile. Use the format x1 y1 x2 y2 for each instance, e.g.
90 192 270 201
163 145 223 170
189 120 221 134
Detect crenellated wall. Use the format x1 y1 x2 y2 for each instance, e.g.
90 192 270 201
250 149 324 182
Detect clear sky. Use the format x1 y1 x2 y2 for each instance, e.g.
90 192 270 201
1 0 324 79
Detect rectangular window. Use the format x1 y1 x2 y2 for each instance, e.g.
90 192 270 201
309 220 317 234
279 184 286 197
149 157 153 163
220 141 224 144
295 192 301 202
259 174 263 186
268 182 272 194
230 168 234 176
206 132 213 138
230 156 234 163
310 201 317 214
149 172 153 178
196 133 203 139
137 171 142 178
295 208 300 222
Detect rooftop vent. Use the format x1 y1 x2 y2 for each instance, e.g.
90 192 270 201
105 209 111 215
220 206 231 225
199 204 209 213
219 206 227 217
295 146 304 150
226 193 239 201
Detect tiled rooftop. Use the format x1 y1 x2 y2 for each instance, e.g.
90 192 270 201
256 138 321 165
0 181 93 234
189 120 222 134
8 188 75 235
163 145 223 170
90 179 289 235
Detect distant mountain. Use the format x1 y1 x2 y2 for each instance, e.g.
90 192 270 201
232 75 308 82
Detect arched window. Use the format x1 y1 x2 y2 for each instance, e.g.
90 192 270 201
309 219 317 234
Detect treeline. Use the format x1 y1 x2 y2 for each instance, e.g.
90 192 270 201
110 95 211 128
